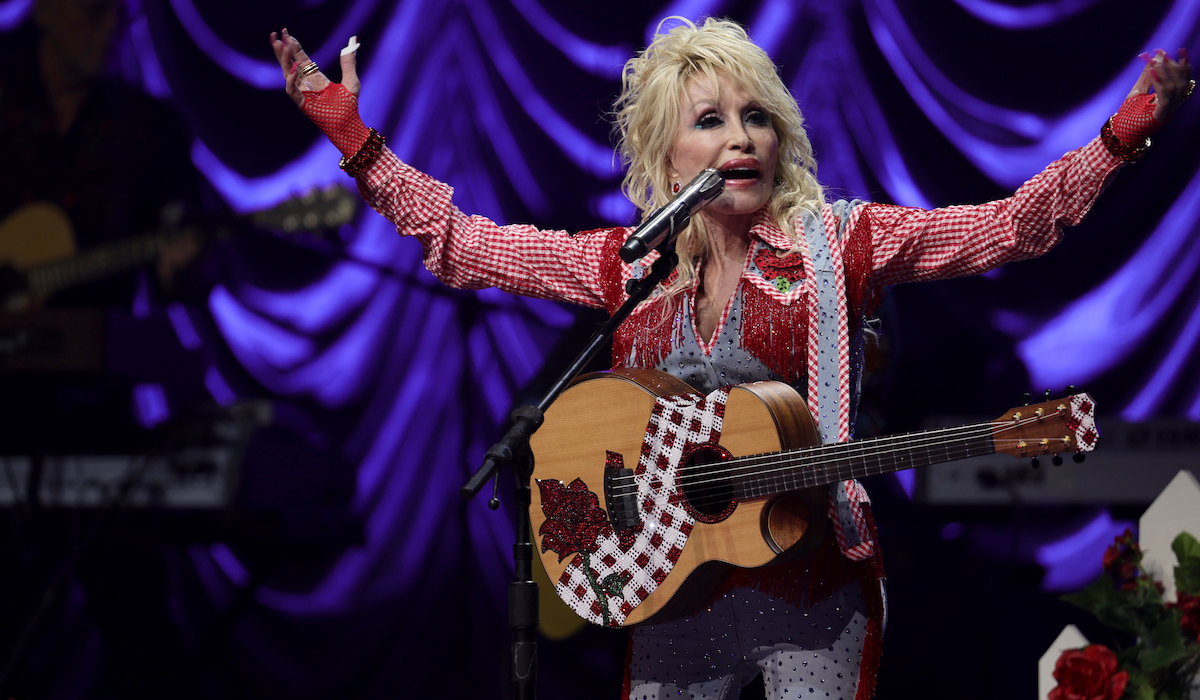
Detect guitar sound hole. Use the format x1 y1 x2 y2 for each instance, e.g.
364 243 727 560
679 443 737 523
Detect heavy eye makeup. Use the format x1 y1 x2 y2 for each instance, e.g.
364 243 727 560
692 107 772 129
744 108 770 127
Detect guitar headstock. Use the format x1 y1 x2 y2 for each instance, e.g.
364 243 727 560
991 393 1099 458
252 185 358 235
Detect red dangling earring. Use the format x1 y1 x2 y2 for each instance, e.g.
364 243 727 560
672 181 681 194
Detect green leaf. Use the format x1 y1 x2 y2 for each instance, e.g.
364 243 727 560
1172 531 1200 562
1093 606 1150 638
598 572 631 597
1060 576 1148 636
1139 614 1186 673
1117 647 1141 666
1122 666 1156 700
1127 680 1155 700
1133 577 1164 607
1062 574 1117 614
1176 559 1200 595
1174 531 1200 594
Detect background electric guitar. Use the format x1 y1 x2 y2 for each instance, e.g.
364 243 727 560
0 187 357 310
528 368 1099 627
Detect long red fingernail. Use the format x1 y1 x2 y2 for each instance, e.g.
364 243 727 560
290 61 298 75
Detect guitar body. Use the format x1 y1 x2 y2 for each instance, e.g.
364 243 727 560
529 368 826 627
0 202 77 268
0 202 77 309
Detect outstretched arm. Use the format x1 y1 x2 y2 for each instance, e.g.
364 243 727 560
858 50 1192 289
265 29 615 309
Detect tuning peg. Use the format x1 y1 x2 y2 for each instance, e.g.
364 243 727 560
1031 457 1040 469
1065 385 1077 395
1022 392 1033 406
1072 452 1086 464
1052 454 1063 467
1044 389 1053 400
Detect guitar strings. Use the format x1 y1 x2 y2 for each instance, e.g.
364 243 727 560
606 423 996 498
609 415 1068 499
619 428 1076 504
604 410 1083 502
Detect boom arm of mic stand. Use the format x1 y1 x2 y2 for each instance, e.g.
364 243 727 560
460 407 543 499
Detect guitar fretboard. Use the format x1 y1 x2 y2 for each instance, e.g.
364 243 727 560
730 423 995 499
27 234 166 296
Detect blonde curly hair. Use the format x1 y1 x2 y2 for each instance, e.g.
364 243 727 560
613 17 823 294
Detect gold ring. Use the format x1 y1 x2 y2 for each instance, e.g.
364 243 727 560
300 61 320 77
1183 79 1196 102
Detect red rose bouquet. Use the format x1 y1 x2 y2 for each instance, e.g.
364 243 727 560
1056 530 1200 699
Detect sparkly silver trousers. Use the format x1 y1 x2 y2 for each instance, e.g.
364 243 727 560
628 583 869 700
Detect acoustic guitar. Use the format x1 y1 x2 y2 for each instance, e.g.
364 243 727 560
528 368 1099 627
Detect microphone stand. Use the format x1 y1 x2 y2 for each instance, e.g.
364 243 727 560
461 241 681 700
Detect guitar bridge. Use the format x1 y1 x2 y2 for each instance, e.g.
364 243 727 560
604 466 640 532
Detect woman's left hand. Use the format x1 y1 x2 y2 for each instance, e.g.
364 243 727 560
1128 48 1192 125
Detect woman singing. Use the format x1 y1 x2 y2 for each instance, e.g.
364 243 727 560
271 18 1190 700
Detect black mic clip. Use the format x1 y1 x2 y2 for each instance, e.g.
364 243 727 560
619 169 725 264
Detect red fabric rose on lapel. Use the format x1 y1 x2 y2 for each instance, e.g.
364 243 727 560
753 247 805 291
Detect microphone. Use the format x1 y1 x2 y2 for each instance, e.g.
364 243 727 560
619 169 725 264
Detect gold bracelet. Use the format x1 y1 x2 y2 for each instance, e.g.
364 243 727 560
339 128 386 177
1099 117 1151 163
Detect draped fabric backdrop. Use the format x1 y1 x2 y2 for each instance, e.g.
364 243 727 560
3 0 1199 697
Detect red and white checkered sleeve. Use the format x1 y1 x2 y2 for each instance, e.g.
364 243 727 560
354 148 611 309
827 480 875 561
863 138 1123 287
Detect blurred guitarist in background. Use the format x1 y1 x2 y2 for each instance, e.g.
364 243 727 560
0 1 209 697
0 0 204 308
0 0 212 454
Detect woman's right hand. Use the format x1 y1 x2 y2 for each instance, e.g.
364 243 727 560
269 28 361 109
269 29 372 159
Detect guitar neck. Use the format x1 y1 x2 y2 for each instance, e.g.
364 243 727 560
731 422 995 499
26 233 166 297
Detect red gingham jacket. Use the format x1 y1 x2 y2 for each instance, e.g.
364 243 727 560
357 137 1122 559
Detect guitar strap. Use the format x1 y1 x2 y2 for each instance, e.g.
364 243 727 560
802 199 864 444
803 199 871 554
